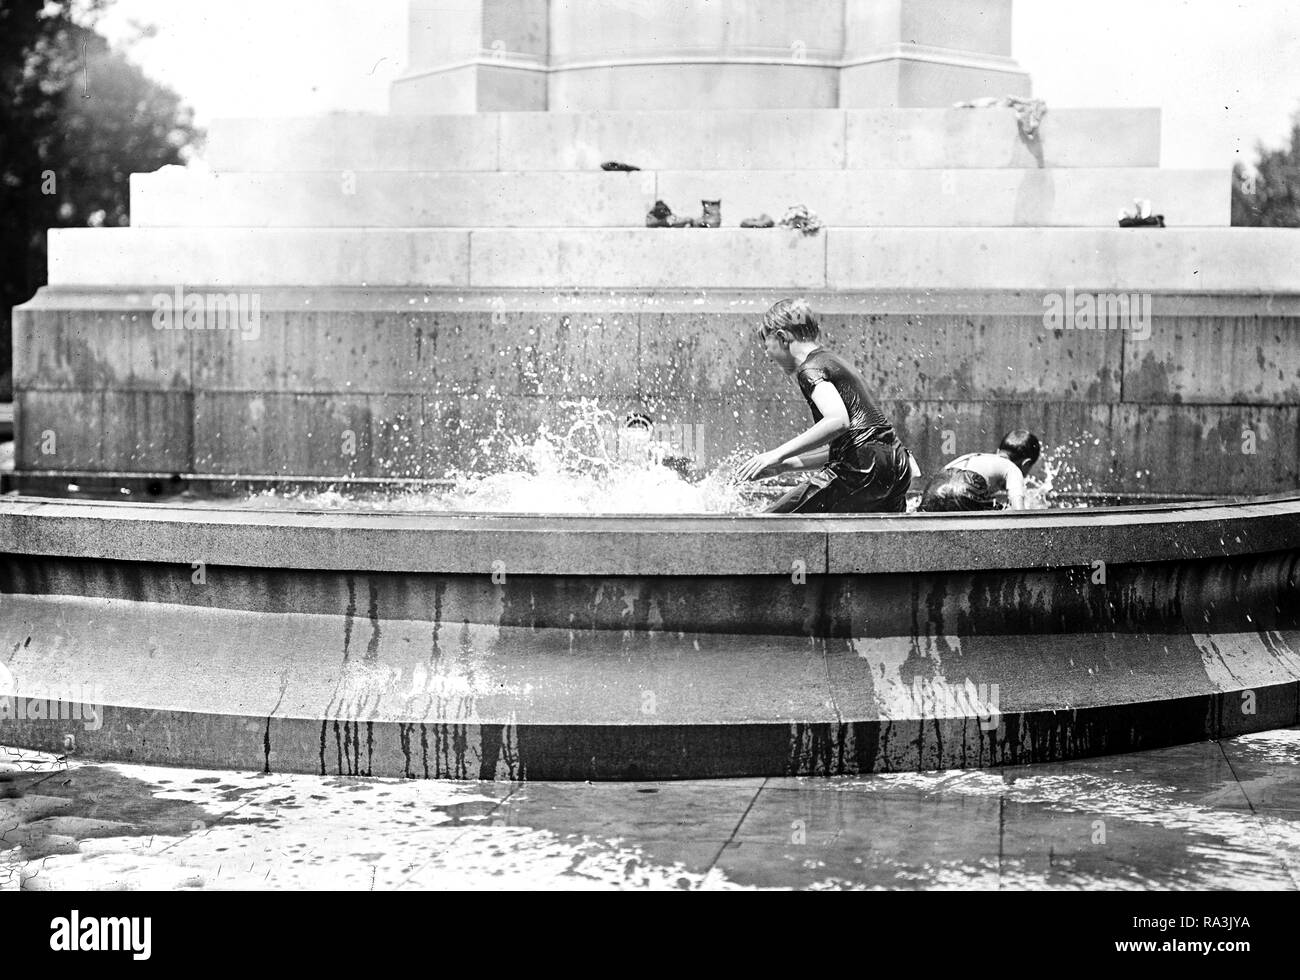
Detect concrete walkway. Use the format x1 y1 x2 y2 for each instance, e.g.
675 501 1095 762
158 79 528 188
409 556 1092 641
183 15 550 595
3 729 1298 890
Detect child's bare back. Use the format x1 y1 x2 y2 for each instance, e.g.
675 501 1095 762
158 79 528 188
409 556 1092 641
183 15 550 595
920 431 1041 512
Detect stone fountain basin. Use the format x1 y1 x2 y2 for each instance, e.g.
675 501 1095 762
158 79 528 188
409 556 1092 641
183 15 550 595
0 494 1297 779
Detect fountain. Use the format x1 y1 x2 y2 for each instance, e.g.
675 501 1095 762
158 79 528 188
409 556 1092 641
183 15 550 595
4 0 1298 778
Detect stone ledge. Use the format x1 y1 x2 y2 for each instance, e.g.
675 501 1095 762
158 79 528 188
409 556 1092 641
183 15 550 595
20 285 1300 317
43 227 1300 291
129 167 1228 229
0 494 1296 575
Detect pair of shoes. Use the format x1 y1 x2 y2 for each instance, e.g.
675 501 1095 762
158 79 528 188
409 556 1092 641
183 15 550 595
646 199 721 228
740 214 775 228
602 160 641 171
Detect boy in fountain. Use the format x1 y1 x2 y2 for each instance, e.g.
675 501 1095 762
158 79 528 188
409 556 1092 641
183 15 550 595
738 298 915 513
917 430 1042 512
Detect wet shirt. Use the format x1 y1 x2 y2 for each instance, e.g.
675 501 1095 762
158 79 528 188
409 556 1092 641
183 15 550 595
795 348 896 471
944 452 1014 492
943 451 1025 502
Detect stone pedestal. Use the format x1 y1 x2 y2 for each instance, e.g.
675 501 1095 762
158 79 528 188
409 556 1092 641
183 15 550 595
395 0 549 112
391 0 1031 112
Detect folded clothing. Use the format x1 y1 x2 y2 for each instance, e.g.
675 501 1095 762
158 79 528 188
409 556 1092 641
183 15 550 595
779 204 823 236
1118 199 1165 227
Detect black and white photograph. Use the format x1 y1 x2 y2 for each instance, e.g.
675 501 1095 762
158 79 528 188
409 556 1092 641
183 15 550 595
0 0 1297 933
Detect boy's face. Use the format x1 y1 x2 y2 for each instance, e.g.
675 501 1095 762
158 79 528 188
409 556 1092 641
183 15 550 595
761 330 798 373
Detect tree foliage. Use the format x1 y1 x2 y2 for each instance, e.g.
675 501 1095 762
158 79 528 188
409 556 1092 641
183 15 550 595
1 0 202 399
1232 111 1300 227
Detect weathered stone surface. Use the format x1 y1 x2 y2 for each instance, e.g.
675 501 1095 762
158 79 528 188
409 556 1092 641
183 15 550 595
202 108 1162 173
14 289 1300 494
827 228 1300 291
1 586 1295 777
1125 314 1300 405
131 170 658 228
845 108 1162 169
467 229 827 289
15 390 192 472
45 227 1300 292
47 228 472 287
0 495 1297 575
205 114 499 172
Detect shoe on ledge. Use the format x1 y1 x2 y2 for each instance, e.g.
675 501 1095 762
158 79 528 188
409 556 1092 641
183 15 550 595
646 200 674 227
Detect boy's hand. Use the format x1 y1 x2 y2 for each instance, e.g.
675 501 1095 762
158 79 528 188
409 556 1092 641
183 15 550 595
737 451 786 481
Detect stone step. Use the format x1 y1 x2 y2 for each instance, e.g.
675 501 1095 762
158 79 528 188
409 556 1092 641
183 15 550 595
46 227 1300 291
132 170 657 229
5 588 1298 777
657 168 1224 228
131 167 1228 228
203 108 1162 172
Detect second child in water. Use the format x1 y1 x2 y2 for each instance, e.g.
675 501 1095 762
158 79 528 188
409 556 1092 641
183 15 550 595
918 430 1042 511
738 298 915 513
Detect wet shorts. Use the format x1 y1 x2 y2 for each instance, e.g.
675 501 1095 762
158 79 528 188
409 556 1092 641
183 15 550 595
766 441 912 514
918 468 997 512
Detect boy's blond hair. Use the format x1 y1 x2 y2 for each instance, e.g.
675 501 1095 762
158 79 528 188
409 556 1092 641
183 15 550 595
760 298 819 341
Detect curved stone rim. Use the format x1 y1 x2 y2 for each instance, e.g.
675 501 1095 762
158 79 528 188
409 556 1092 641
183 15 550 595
4 685 1293 780
2 492 1298 576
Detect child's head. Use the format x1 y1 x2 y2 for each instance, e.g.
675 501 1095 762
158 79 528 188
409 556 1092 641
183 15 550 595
998 429 1042 474
759 298 820 343
758 299 819 371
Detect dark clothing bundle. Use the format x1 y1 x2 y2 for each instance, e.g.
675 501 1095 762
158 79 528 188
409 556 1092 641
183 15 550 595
918 468 998 512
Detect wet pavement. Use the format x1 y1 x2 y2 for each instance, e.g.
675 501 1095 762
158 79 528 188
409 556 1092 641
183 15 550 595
3 729 1298 890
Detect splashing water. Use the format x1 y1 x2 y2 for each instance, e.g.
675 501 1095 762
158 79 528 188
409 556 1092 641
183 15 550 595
234 408 1137 515
1024 455 1069 510
1023 432 1152 509
242 400 771 514
436 414 763 514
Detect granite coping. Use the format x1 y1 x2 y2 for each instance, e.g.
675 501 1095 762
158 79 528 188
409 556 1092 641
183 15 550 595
21 285 1300 317
1 494 1297 576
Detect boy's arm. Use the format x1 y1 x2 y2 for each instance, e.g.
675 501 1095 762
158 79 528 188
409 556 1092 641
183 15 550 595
785 447 831 471
738 382 849 480
1003 460 1027 510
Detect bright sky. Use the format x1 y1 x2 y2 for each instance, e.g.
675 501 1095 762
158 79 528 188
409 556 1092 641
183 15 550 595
94 0 1300 168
